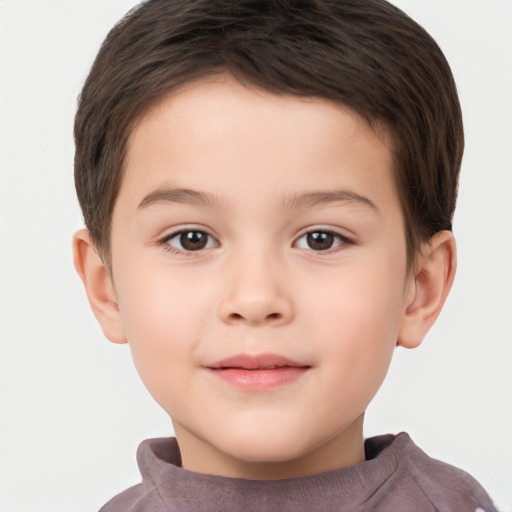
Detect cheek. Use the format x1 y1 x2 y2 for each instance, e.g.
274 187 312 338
302 258 406 396
304 255 405 338
114 262 212 396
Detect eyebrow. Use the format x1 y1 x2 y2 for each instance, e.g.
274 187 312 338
138 188 217 209
284 190 378 211
137 187 377 212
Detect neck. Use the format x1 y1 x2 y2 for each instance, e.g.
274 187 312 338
174 414 365 480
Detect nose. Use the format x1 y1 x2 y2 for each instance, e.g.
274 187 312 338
218 249 294 326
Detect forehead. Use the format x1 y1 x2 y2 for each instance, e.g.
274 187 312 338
118 75 398 218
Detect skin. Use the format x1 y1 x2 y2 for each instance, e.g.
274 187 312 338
74 75 456 480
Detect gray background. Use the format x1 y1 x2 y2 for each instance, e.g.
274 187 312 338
1 0 511 510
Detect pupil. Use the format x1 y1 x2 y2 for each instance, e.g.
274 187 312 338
180 231 207 250
307 232 334 250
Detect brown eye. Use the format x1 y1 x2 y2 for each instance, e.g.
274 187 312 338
180 231 208 250
166 230 217 252
294 230 350 251
307 231 335 250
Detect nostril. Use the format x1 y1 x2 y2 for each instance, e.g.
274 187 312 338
226 311 282 323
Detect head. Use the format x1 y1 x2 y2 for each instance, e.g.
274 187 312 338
73 0 462 478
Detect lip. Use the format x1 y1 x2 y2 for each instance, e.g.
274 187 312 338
206 353 311 390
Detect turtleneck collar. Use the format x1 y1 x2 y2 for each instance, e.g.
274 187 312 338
135 432 406 511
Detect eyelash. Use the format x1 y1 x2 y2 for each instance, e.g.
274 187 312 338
159 229 219 255
293 229 353 253
158 228 353 255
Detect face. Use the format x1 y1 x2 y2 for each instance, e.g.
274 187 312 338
109 76 414 478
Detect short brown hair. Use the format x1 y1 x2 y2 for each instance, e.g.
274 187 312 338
74 0 463 265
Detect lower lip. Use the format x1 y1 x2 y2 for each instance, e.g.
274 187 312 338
208 367 309 390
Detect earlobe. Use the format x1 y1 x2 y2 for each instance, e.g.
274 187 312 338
72 229 127 344
397 231 457 349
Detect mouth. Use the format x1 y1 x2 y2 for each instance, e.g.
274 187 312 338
206 353 311 390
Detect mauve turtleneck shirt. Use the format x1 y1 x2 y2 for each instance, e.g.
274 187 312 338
99 432 497 512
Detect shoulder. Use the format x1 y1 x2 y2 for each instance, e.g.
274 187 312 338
98 437 179 512
390 432 498 512
98 481 167 512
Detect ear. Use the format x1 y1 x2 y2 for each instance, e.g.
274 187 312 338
397 231 457 349
72 229 127 344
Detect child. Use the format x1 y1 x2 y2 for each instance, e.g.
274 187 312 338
72 0 498 510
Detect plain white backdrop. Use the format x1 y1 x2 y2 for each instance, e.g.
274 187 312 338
0 0 511 510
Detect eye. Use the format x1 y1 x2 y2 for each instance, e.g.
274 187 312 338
164 230 218 252
294 230 350 251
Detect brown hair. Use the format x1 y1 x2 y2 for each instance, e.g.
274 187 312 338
74 0 463 265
